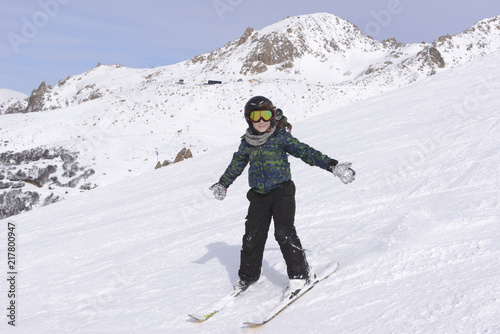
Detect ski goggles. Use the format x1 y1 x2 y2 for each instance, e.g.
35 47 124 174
249 110 274 122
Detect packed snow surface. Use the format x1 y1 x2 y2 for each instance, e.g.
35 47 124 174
1 51 499 333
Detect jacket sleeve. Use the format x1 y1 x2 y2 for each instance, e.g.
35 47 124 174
219 140 250 187
283 132 335 170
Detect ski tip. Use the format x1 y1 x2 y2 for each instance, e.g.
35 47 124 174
188 314 205 322
189 312 215 322
243 321 264 327
321 261 340 278
327 261 340 272
243 316 269 326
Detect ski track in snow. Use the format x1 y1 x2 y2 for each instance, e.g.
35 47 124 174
1 53 500 333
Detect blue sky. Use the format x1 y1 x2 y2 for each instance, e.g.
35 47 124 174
1 0 500 94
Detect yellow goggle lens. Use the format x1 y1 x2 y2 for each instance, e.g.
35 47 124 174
249 110 273 122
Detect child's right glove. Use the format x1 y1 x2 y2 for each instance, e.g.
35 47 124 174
209 182 227 201
328 160 356 184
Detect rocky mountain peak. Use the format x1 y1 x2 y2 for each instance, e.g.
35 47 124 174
25 81 48 113
237 27 255 46
187 13 500 88
189 12 379 76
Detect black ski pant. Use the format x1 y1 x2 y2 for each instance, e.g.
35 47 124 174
238 181 309 282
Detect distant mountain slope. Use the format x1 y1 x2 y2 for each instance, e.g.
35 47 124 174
0 88 26 103
3 14 500 116
0 89 27 114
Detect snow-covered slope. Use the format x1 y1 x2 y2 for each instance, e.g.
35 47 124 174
1 12 500 218
0 89 27 114
434 15 500 67
1 49 498 333
0 89 26 104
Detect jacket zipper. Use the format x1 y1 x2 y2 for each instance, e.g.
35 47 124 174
259 145 269 192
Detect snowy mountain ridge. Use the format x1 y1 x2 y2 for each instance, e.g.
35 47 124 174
187 12 384 80
1 12 500 218
3 13 500 115
435 15 500 67
185 12 500 86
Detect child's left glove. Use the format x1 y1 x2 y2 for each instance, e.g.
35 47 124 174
209 182 227 201
328 160 356 184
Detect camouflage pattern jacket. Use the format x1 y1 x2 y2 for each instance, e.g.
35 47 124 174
220 127 333 194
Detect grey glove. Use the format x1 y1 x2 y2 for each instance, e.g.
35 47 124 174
329 161 356 184
209 182 227 201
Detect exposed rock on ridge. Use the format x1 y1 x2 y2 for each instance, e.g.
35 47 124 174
0 147 96 219
25 81 48 113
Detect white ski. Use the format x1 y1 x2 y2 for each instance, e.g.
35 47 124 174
243 261 339 326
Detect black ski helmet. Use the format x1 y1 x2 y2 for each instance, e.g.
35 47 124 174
244 96 276 127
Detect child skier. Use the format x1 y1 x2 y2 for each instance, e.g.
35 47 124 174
209 96 355 299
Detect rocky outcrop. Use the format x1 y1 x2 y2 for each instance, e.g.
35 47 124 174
237 27 255 46
411 46 446 75
155 148 192 169
2 81 49 114
25 81 49 113
428 47 446 68
1 147 59 166
0 190 40 218
3 99 28 114
0 146 96 219
0 147 95 189
173 148 193 163
241 32 299 75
